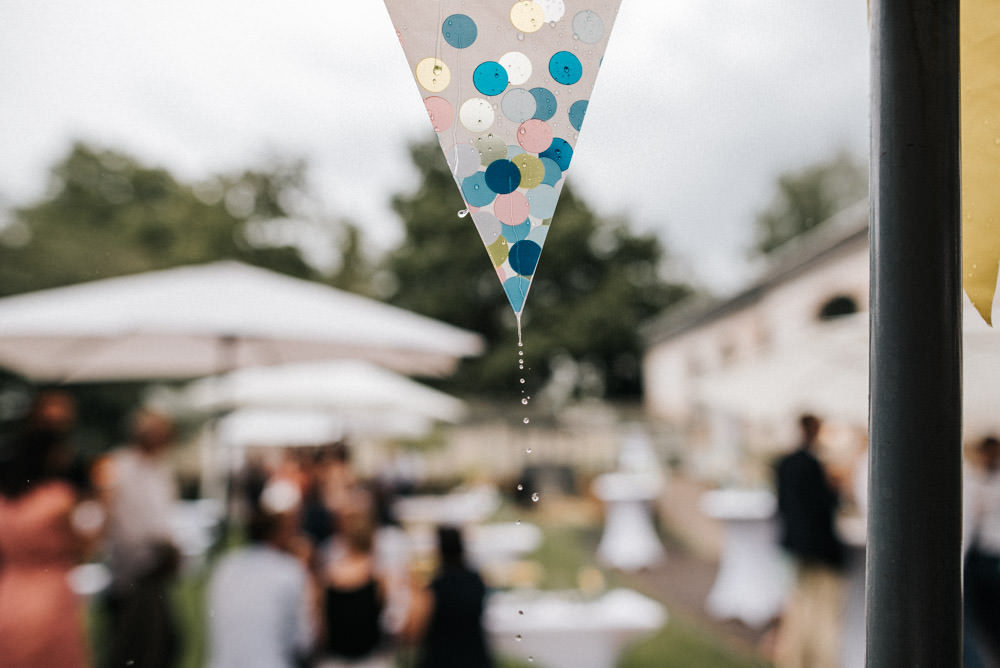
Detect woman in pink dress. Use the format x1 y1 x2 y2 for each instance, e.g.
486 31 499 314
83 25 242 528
0 405 92 668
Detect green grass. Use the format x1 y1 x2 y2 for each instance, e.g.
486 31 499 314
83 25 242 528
617 616 771 668
518 513 770 668
88 514 769 668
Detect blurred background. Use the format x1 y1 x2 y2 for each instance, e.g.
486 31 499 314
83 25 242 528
3 3 995 668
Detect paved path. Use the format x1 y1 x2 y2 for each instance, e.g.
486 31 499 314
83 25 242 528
621 544 774 661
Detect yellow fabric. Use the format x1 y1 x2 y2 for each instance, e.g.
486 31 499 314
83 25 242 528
962 0 1000 324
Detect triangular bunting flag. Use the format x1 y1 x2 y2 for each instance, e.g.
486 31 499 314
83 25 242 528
961 0 1000 324
384 1 622 317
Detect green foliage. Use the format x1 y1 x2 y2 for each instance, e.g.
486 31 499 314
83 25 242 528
384 140 692 398
0 143 366 296
753 151 868 255
617 617 772 668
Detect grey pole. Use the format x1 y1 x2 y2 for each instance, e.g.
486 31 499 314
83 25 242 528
867 0 963 665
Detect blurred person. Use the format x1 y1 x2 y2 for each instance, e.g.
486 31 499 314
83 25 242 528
207 479 316 668
0 391 96 668
95 409 181 668
301 449 335 551
964 435 1000 665
322 441 370 521
407 526 494 668
318 512 392 668
773 414 846 668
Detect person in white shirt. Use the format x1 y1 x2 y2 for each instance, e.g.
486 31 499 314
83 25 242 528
964 436 1000 665
207 479 316 668
96 410 181 668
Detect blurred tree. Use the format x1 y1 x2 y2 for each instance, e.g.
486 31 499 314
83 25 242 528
752 151 868 255
0 142 374 457
384 139 692 399
0 142 367 296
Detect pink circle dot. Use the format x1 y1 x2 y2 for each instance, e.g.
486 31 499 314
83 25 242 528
517 119 554 153
424 96 454 132
493 191 530 225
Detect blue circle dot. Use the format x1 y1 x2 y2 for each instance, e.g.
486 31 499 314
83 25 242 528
503 275 531 313
509 240 542 276
461 172 496 207
539 157 563 185
539 138 573 171
549 51 583 85
530 87 557 121
473 61 509 96
527 185 559 219
501 220 531 242
568 100 588 131
484 159 521 194
442 14 477 49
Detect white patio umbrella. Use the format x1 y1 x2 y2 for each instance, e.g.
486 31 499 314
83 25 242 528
0 261 483 381
215 407 436 446
177 359 466 423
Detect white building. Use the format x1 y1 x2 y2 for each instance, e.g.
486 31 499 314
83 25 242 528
641 202 871 486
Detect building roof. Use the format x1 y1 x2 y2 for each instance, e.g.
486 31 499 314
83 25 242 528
642 200 870 345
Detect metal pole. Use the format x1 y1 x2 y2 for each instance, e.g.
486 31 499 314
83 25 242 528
867 1 962 665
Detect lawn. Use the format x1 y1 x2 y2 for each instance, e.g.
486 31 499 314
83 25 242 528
88 511 770 668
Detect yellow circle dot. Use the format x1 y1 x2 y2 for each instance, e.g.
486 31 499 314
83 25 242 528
415 58 451 93
512 154 545 189
510 1 545 33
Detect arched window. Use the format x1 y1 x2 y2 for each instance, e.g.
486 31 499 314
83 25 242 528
818 294 859 320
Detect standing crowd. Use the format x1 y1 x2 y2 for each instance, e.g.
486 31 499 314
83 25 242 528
772 412 1000 668
0 389 495 668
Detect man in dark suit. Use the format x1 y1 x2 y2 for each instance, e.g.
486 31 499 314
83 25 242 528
774 414 845 668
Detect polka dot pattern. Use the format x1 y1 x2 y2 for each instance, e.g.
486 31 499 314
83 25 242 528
530 87 557 121
385 0 621 313
512 153 545 189
568 99 588 131
485 159 522 194
415 58 450 93
509 240 542 276
473 61 509 96
499 52 533 85
539 137 573 170
502 220 532 242
459 98 495 132
517 119 554 153
424 96 453 132
572 10 605 43
442 14 477 49
549 51 583 85
462 172 496 207
502 88 537 123
510 1 546 33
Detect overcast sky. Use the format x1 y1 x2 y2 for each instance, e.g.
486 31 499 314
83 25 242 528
1 1 870 293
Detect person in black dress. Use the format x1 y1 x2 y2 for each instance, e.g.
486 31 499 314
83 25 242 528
411 526 494 668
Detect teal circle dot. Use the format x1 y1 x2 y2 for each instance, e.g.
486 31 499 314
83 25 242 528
568 100 588 131
442 14 477 49
539 157 563 185
503 275 531 313
461 171 496 207
530 87 557 121
502 220 531 242
509 240 542 276
539 138 573 171
549 51 582 85
485 159 521 194
473 61 509 96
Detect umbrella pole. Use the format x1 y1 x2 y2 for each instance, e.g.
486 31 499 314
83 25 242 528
215 335 239 546
867 1 962 664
